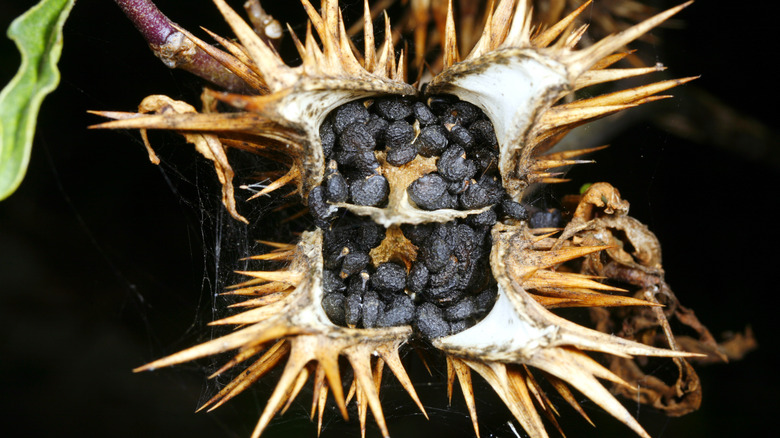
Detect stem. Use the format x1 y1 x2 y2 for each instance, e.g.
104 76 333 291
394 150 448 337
112 0 251 93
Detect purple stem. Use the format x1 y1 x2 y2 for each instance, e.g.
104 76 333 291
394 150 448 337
112 0 251 93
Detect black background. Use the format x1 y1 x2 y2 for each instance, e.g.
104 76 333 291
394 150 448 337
1 1 777 437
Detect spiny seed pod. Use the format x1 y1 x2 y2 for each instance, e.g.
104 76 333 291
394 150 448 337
91 1 709 438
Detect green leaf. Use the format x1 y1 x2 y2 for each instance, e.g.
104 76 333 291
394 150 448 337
0 0 75 200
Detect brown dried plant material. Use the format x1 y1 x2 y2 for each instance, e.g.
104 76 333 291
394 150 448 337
560 182 756 415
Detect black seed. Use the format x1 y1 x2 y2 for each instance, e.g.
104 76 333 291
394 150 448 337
336 122 375 166
324 245 349 269
438 146 477 182
413 101 437 125
474 286 498 314
443 296 477 321
350 174 389 206
308 185 336 227
377 294 415 327
421 236 451 272
362 290 382 328
345 272 370 326
371 262 407 293
332 101 369 134
365 114 389 144
322 292 346 325
469 119 497 147
319 119 336 157
428 95 456 115
416 125 449 157
355 150 380 172
450 101 481 125
414 302 450 339
529 209 563 228
406 262 429 294
341 251 370 277
447 179 469 195
426 258 460 302
473 147 498 171
322 270 346 294
324 169 349 203
400 223 433 246
323 226 356 255
384 120 414 147
501 199 528 220
459 175 504 209
376 97 413 120
345 291 362 327
386 142 418 166
448 124 475 149
468 208 497 227
356 222 385 250
408 173 457 210
449 320 470 335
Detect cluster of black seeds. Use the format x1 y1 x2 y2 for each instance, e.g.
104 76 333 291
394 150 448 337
310 95 529 228
319 214 497 340
310 95 542 339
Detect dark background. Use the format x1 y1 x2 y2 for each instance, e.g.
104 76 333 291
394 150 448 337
1 1 777 437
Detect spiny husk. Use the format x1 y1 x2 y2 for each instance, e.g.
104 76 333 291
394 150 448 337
105 1 706 438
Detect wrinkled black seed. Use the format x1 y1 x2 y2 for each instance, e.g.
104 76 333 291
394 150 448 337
377 294 415 327
501 199 528 220
448 124 475 149
365 114 389 144
438 146 477 182
529 209 563 228
356 222 385 250
450 101 481 125
320 119 336 157
414 302 450 339
308 186 336 227
468 208 497 227
371 262 407 293
376 97 413 120
323 225 356 253
332 101 369 134
428 95 457 115
384 120 414 147
474 287 498 314
386 142 418 166
336 122 376 167
459 176 504 209
426 258 461 301
322 270 346 294
449 320 470 335
322 292 346 325
469 119 497 147
406 262 429 294
416 125 449 157
471 147 498 173
345 290 363 327
324 245 349 269
443 296 477 321
350 174 389 206
362 290 382 328
341 251 370 277
413 101 437 125
448 179 469 195
408 173 457 210
324 170 349 203
400 223 433 246
421 236 451 272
